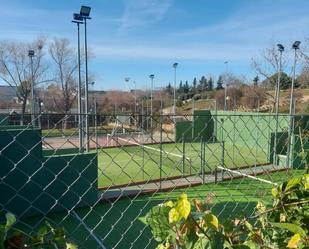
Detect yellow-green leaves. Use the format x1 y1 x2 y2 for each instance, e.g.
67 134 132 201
204 213 219 231
287 234 301 248
175 193 191 220
168 208 180 224
163 201 174 208
303 174 309 190
168 193 191 224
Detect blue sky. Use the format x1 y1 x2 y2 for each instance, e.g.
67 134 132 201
1 0 309 90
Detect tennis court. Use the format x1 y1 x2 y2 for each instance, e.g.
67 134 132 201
20 170 303 249
97 141 269 187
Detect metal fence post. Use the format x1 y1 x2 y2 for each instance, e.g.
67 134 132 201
159 115 163 189
182 135 185 176
221 140 225 181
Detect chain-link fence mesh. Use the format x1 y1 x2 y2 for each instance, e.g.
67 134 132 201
0 111 307 248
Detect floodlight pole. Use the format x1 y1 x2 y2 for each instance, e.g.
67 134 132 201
273 44 284 165
173 63 178 115
134 81 137 114
72 15 84 153
149 74 154 130
28 51 35 126
84 18 90 151
287 41 300 168
224 61 228 111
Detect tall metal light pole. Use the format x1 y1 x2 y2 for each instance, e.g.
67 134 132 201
72 13 84 153
133 81 137 114
80 5 92 152
149 74 154 130
273 44 284 164
28 50 35 126
224 61 228 111
172 63 178 115
124 77 130 92
287 41 301 168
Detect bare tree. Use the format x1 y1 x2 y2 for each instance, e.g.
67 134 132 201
0 37 48 123
241 85 266 110
49 38 79 114
251 45 290 111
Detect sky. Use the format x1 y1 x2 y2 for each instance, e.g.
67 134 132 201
1 0 309 90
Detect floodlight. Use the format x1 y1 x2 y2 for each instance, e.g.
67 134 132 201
28 50 35 57
73 13 83 22
277 44 284 51
149 74 154 79
292 41 301 50
80 6 91 17
173 62 178 68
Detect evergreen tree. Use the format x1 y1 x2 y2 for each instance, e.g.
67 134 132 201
192 77 197 94
253 75 259 86
208 77 214 91
166 82 173 95
184 80 190 93
178 81 183 93
216 75 224 90
199 76 207 92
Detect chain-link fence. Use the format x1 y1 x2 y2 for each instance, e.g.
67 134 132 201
0 111 307 248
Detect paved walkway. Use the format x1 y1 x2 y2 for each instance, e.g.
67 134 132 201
100 164 287 200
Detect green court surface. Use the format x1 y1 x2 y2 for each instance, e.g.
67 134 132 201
20 170 304 249
97 142 269 187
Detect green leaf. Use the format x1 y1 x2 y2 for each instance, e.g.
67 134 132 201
302 174 309 190
287 233 301 248
285 178 301 191
146 205 173 242
66 242 78 249
210 231 225 249
271 222 307 238
5 213 16 231
271 187 279 198
204 213 219 231
243 241 258 249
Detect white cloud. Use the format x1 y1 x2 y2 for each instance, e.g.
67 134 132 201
119 0 173 29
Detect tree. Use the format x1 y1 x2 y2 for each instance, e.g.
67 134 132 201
207 77 213 91
241 85 266 110
297 65 309 88
264 72 293 90
178 81 183 94
0 37 47 123
199 76 207 92
49 38 79 114
253 75 259 86
192 77 197 94
183 80 190 94
216 75 224 90
165 82 173 95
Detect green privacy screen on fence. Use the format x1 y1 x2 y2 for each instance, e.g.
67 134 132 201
0 126 98 218
175 110 214 142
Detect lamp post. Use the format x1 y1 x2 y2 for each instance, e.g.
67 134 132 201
149 74 154 130
72 13 84 152
287 41 301 168
224 61 228 111
28 50 35 126
273 44 284 165
124 77 130 92
172 63 178 115
80 5 92 152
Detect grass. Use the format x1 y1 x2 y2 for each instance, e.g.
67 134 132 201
41 126 136 137
97 142 269 187
20 170 305 249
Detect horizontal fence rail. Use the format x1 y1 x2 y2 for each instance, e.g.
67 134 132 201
0 111 307 248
